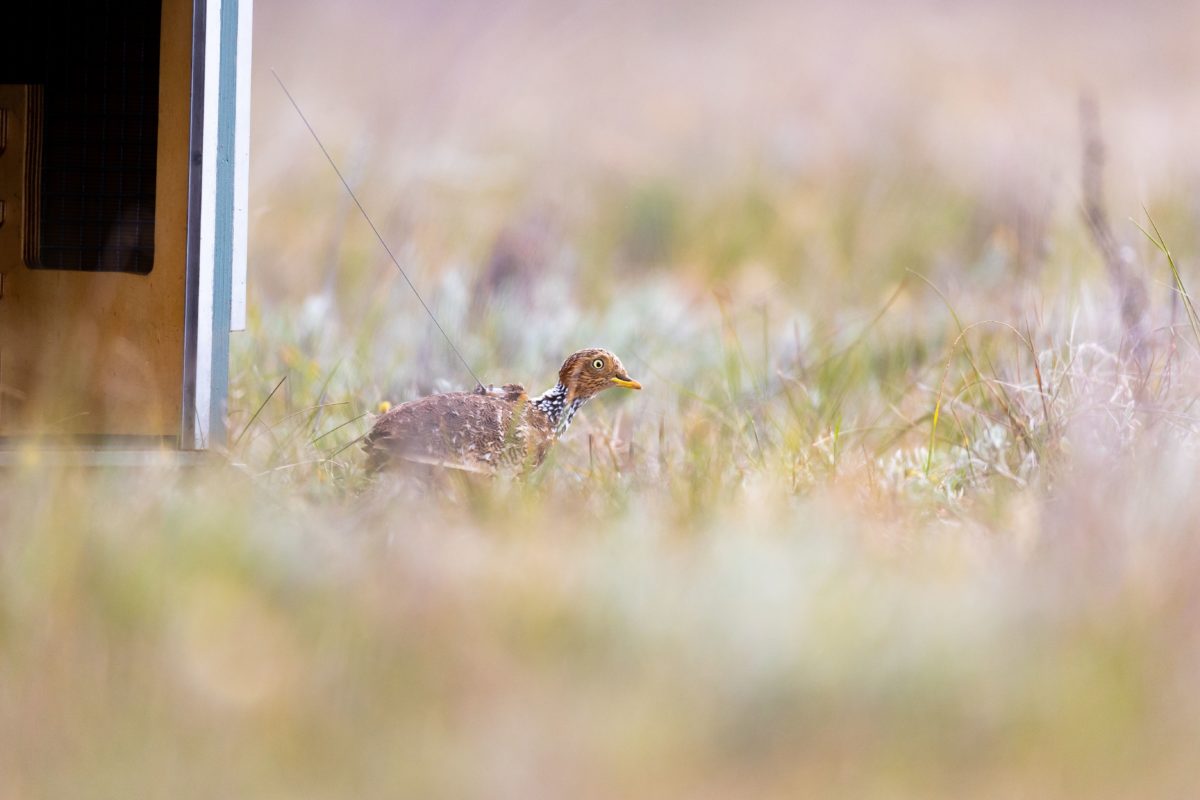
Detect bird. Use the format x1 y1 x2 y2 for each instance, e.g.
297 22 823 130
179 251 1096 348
363 348 641 475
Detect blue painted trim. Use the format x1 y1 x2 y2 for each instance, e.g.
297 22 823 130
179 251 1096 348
208 0 239 447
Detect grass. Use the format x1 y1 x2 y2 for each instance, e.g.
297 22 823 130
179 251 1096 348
6 1 1200 796
6 175 1200 797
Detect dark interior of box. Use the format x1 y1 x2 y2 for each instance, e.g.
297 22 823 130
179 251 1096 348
3 1 162 275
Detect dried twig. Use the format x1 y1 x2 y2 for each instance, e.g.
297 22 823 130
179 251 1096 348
1079 95 1149 365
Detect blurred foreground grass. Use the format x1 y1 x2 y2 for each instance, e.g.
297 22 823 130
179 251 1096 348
7 0 1200 796
4 454 1200 799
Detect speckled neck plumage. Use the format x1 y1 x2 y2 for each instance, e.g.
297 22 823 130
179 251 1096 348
531 383 589 437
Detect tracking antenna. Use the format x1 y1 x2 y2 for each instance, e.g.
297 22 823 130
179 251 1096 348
271 69 485 391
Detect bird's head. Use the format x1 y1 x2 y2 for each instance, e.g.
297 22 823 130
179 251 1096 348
558 348 641 402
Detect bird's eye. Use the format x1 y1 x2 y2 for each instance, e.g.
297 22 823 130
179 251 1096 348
592 358 605 370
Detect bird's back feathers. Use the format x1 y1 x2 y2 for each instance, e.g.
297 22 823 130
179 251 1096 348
362 384 555 474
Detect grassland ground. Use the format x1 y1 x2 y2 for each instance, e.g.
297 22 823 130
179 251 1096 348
5 0 1200 796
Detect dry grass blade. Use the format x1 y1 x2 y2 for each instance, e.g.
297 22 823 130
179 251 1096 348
1134 209 1200 353
232 374 288 448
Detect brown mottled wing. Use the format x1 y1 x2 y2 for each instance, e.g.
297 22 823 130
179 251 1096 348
363 386 553 475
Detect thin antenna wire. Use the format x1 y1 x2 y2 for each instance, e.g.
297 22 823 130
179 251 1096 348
271 69 485 391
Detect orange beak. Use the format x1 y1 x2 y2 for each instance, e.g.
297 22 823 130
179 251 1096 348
611 375 642 390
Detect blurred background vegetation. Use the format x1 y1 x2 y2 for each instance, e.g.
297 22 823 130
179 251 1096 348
6 0 1200 796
